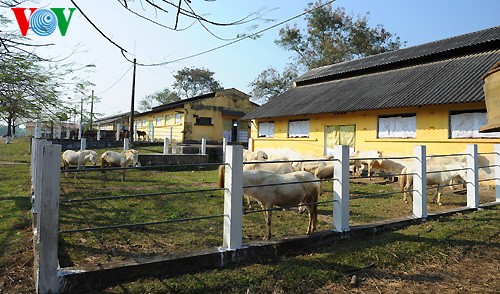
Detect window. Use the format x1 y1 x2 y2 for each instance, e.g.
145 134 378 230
288 120 309 138
378 114 416 138
450 110 500 138
325 125 355 156
175 113 183 124
195 116 212 125
165 115 172 125
141 119 146 127
156 116 163 126
258 122 274 138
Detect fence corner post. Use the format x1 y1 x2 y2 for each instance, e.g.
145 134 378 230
36 143 61 294
333 145 350 232
495 144 500 203
223 145 243 250
466 144 479 208
413 145 427 219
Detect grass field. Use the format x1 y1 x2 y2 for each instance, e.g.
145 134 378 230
0 137 498 293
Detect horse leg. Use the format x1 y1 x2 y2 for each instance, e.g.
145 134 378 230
262 205 272 240
121 169 125 182
437 187 443 206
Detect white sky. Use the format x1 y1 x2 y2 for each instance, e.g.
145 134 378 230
3 0 500 118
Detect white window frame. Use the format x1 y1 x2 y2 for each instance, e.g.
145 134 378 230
175 113 183 124
378 114 416 138
258 122 274 138
450 111 500 138
288 120 309 138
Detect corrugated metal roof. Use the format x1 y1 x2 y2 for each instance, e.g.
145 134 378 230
244 50 500 120
295 26 500 84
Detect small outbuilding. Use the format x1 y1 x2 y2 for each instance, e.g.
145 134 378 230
135 88 258 144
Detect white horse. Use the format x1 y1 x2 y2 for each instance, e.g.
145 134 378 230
400 163 467 205
218 167 320 240
101 149 139 181
62 150 98 170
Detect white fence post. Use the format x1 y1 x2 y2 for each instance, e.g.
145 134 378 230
333 145 350 232
150 126 155 142
123 138 130 151
116 124 121 141
466 144 479 208
97 124 101 141
495 144 500 203
35 120 42 139
164 138 169 155
78 123 82 140
222 138 227 163
248 137 253 152
169 127 173 142
55 125 62 139
201 138 206 155
413 145 427 219
223 145 243 250
36 143 61 293
80 138 86 151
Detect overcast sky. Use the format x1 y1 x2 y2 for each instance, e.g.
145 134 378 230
3 0 500 118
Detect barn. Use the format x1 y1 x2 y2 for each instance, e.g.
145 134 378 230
243 26 500 160
135 88 258 144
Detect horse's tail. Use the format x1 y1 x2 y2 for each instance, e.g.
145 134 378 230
399 167 407 192
218 165 225 188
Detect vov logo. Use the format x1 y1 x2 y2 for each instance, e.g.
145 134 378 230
11 7 76 36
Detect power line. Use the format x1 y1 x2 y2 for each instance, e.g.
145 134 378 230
96 65 133 95
124 0 337 66
73 0 336 67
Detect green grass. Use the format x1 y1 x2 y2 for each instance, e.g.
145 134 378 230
100 206 499 293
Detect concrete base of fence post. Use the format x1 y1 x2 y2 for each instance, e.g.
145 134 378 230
413 146 427 219
223 145 243 250
466 144 479 208
333 145 350 232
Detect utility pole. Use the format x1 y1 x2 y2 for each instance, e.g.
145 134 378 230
90 90 94 130
129 58 137 142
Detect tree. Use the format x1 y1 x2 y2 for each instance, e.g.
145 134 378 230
139 87 180 112
250 1 404 103
276 2 403 69
173 67 224 99
249 65 298 105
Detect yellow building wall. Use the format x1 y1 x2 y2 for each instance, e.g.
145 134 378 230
134 89 256 143
250 102 500 159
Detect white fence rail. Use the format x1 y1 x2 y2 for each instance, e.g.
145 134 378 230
31 142 499 293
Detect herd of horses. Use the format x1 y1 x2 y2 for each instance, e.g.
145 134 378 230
61 149 139 181
217 149 473 239
61 146 473 240
68 130 148 141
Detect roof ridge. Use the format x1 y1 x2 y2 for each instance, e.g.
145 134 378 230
295 25 500 84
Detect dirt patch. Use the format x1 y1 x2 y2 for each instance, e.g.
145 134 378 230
317 248 499 293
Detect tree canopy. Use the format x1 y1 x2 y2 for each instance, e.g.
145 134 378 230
250 1 404 103
173 67 224 99
139 87 180 112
